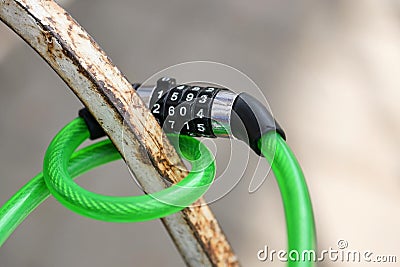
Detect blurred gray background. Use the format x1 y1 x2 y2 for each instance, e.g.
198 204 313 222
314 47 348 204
1 0 399 266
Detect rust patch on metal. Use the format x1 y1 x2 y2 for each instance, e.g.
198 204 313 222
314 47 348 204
41 28 54 55
183 201 240 266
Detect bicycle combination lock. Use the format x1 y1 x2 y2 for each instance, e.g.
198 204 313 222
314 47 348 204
135 77 286 155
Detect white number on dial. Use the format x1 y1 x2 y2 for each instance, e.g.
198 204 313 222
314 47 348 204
153 103 160 114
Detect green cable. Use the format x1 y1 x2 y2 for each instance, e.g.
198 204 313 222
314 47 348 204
0 115 315 267
259 132 316 267
0 139 119 246
0 118 215 245
43 117 215 222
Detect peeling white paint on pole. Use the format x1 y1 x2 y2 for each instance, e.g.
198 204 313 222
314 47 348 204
0 0 239 266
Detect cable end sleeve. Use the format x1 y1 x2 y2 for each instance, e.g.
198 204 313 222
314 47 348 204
230 92 286 155
78 108 106 140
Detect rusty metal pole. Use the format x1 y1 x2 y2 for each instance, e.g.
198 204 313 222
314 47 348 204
0 0 239 266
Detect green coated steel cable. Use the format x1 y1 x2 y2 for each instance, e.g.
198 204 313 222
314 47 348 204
259 132 316 267
43 118 215 222
0 139 119 246
0 117 215 245
0 115 315 267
